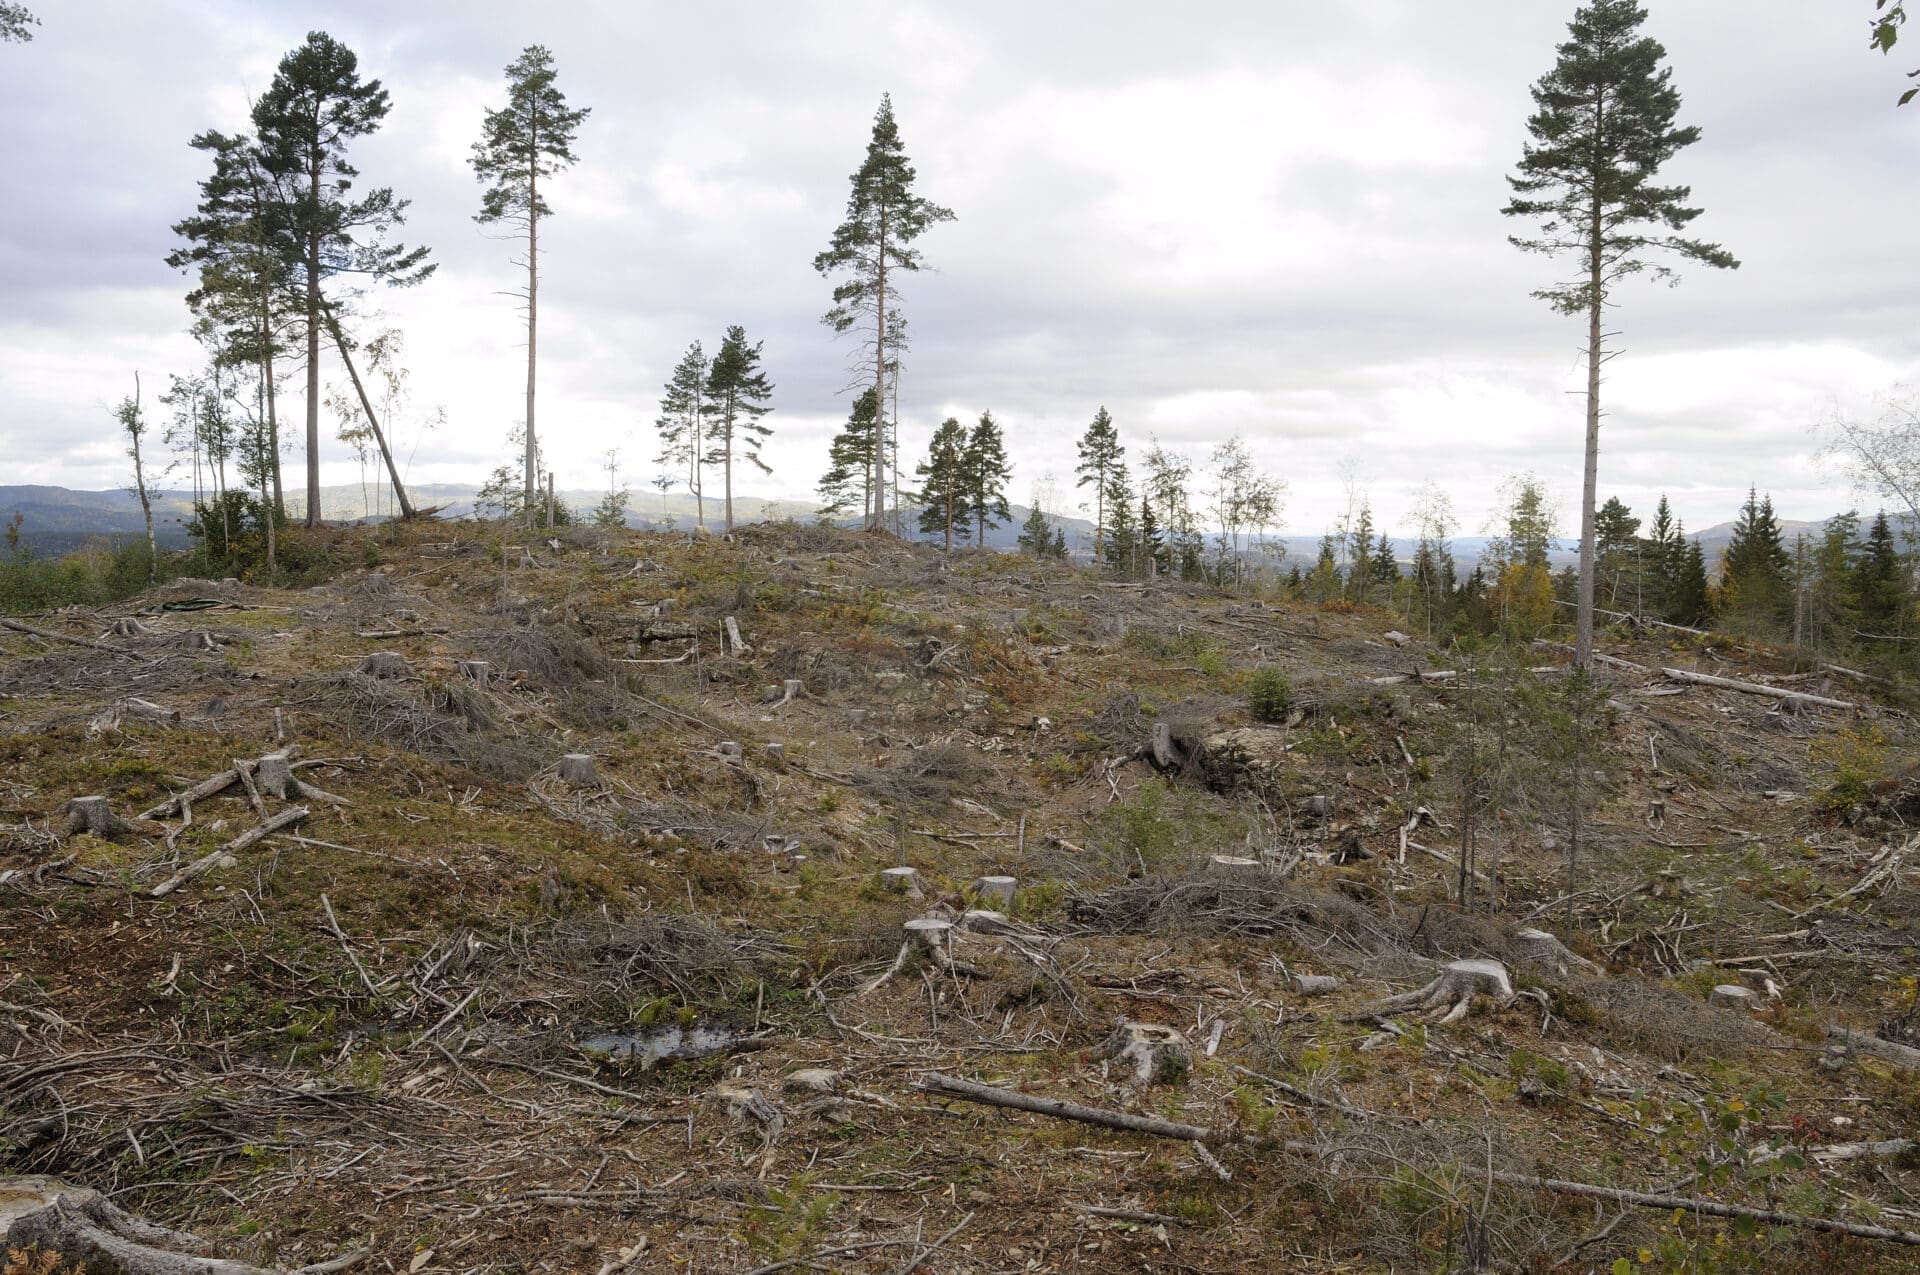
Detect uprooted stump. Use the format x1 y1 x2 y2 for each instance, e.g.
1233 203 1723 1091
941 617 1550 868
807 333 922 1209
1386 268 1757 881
1 1174 275 1274
357 650 410 680
1092 1020 1192 1087
1361 958 1515 1025
62 795 131 839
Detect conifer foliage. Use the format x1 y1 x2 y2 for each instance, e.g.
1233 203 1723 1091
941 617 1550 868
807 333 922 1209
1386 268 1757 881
253 32 434 527
703 325 775 532
471 45 590 528
814 95 954 532
1505 0 1737 667
915 416 972 552
961 412 1012 546
1075 407 1125 563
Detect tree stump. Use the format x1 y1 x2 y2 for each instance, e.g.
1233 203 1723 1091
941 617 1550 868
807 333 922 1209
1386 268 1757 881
104 617 154 639
716 740 744 760
1290 974 1340 996
557 754 602 788
1363 958 1515 1024
180 629 222 652
969 875 1017 909
881 866 923 898
960 909 1014 934
1710 984 1761 1011
784 1068 842 1095
458 660 491 682
1150 722 1184 770
1302 794 1334 817
764 742 786 762
1 1174 276 1274
1514 927 1602 977
1092 1020 1192 1087
89 698 178 734
358 651 410 680
61 796 129 839
252 750 296 801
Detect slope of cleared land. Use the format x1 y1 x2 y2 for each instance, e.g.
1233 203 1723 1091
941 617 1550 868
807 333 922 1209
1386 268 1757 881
3 521 1918 1273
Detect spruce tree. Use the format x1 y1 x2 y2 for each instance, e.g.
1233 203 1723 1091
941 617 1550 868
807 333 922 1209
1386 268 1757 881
813 95 954 532
914 415 971 552
1671 538 1710 625
1505 0 1737 666
1723 487 1790 629
1138 494 1162 577
1594 496 1640 607
703 325 774 532
1104 463 1138 573
1075 406 1124 562
253 32 433 526
1854 510 1907 635
820 389 882 521
961 411 1012 546
1371 531 1400 584
654 343 708 530
471 45 590 528
1017 505 1051 556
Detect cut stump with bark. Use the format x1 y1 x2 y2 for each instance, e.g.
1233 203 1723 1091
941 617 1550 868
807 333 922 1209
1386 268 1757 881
557 753 602 788
968 875 1016 909
880 866 923 897
1361 958 1515 1025
357 651 410 680
62 795 131 839
1092 1020 1192 1088
1 1174 276 1274
1710 984 1761 1011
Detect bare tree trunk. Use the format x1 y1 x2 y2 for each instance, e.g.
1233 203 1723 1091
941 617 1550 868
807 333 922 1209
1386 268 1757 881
130 372 156 582
873 210 887 533
304 150 322 528
723 394 735 532
1576 174 1602 670
524 140 539 530
323 305 416 520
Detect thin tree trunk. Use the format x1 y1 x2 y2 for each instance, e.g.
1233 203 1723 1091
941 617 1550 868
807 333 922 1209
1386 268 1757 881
1575 109 1603 670
305 240 321 527
724 393 735 532
131 372 155 582
322 304 416 520
523 130 539 530
260 293 282 522
873 211 887 533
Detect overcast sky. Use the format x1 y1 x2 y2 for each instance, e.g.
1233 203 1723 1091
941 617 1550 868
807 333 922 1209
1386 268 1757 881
2 1 1916 537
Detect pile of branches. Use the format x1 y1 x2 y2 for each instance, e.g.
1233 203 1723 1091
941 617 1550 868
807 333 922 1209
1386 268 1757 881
294 670 543 781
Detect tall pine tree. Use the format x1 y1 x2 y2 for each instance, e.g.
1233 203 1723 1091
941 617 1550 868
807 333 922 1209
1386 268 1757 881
471 45 590 528
253 32 432 526
1075 406 1124 563
703 325 774 532
813 95 954 532
1505 0 1737 666
654 343 709 530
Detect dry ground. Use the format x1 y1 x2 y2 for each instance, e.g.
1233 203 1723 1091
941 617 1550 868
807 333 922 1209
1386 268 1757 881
3 520 1919 1273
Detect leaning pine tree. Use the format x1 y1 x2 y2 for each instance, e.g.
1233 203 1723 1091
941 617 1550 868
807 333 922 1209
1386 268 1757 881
1503 0 1737 669
813 94 954 532
253 31 433 526
471 45 590 528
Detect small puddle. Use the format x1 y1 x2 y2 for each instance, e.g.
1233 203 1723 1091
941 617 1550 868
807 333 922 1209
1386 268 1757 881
577 1023 736 1071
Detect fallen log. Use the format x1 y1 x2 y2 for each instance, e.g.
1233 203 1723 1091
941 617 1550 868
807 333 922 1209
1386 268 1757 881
138 768 243 821
149 807 308 898
915 1075 1920 1246
1659 666 1854 710
1828 1025 1920 1070
1 617 131 654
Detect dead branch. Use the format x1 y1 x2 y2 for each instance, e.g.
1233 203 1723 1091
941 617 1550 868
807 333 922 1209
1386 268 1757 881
149 807 308 898
916 1075 1920 1246
1659 666 1855 710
